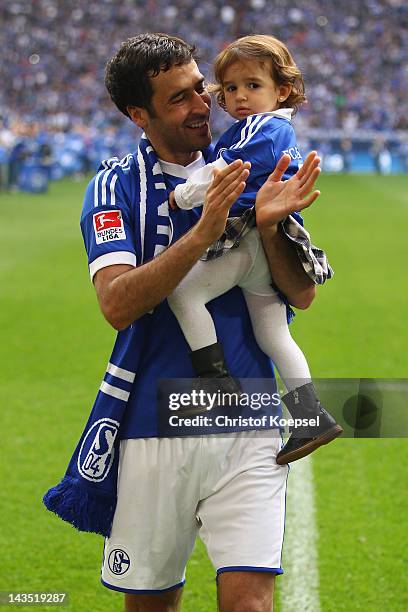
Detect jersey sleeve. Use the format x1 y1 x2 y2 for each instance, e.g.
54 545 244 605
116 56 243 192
80 165 137 281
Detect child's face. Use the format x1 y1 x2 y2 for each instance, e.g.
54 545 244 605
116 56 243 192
222 59 289 120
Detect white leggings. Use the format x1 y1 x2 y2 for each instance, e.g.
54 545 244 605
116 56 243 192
168 228 311 391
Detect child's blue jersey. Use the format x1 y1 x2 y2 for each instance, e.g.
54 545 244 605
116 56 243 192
214 110 302 216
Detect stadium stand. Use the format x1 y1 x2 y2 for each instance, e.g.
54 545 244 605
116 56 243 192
1 0 407 190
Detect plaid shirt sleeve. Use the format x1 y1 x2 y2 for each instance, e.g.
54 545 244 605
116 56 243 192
281 215 334 285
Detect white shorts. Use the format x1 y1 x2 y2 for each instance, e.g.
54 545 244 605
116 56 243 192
101 431 289 593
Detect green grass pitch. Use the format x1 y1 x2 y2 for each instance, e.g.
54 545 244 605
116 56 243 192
0 174 407 611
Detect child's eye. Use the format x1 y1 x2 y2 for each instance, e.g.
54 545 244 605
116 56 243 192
248 83 260 89
225 85 236 93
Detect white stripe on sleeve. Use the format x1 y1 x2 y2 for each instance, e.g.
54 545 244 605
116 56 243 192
101 169 112 206
89 251 136 280
110 173 118 206
235 116 252 149
100 381 130 402
94 169 105 207
107 362 136 383
231 114 263 149
233 115 272 150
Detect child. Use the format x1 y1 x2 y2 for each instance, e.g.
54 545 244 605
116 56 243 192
167 35 342 464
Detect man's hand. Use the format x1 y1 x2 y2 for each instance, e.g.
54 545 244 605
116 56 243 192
255 151 321 232
193 159 250 245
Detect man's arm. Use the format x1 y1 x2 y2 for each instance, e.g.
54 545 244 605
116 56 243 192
94 160 250 330
255 152 322 309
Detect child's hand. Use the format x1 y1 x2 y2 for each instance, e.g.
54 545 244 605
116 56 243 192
255 151 321 231
169 191 179 211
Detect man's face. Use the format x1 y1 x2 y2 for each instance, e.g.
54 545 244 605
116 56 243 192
142 61 212 165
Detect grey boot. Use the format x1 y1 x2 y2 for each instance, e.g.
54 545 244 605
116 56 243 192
276 382 343 465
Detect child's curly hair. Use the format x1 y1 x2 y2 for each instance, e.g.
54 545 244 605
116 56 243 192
210 34 306 115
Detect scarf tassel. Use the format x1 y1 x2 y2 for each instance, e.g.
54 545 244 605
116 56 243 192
43 475 116 537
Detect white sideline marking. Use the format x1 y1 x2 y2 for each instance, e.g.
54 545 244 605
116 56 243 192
280 456 320 611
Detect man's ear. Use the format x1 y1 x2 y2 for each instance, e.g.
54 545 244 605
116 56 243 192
127 106 150 129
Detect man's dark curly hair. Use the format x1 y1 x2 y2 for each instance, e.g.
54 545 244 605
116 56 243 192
105 33 197 119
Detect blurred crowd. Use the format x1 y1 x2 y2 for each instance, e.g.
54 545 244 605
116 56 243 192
1 0 407 188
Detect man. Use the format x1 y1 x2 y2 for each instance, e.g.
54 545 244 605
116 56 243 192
81 33 323 612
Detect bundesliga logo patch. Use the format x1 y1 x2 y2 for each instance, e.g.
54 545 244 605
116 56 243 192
93 210 126 245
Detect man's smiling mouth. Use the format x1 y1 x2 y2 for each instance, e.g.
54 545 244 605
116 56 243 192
186 120 208 129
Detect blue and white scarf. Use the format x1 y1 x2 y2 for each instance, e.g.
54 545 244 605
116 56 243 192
43 136 171 537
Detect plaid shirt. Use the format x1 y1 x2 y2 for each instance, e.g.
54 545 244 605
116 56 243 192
200 208 333 286
200 207 256 261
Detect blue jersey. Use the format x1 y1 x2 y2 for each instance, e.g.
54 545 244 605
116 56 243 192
80 152 277 439
214 110 302 217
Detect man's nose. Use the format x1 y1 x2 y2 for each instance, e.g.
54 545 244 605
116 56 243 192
192 90 211 113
